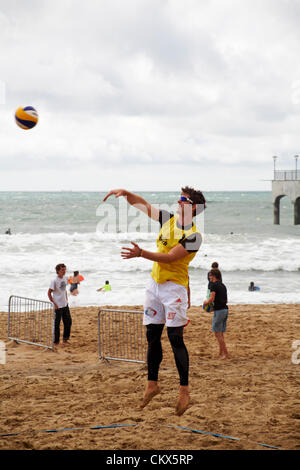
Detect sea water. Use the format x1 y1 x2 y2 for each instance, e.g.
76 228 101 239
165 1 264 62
0 191 299 311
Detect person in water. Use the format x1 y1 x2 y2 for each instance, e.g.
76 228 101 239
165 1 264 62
68 271 82 296
97 280 112 292
248 281 260 291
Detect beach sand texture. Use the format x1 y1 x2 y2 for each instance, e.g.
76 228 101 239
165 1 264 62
0 304 299 450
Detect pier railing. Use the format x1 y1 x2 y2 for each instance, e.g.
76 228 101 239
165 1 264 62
273 170 300 181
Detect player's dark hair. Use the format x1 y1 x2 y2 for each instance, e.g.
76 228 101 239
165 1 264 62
181 186 206 215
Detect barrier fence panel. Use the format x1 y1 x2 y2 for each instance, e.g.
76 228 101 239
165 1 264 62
98 309 146 363
8 295 55 350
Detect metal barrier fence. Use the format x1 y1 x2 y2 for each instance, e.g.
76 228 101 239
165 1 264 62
8 295 55 350
98 309 146 363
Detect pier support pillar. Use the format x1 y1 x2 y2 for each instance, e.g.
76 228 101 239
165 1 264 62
294 197 300 225
273 196 282 225
272 180 300 225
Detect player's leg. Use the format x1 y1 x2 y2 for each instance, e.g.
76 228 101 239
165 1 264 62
163 282 190 416
141 279 165 408
146 323 164 381
140 323 164 409
167 326 190 416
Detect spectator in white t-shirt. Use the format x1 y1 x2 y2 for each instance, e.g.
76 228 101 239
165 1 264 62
48 263 72 345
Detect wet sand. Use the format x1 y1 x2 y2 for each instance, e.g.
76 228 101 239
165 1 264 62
0 304 299 450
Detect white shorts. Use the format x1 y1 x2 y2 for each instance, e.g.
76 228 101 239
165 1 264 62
143 278 189 327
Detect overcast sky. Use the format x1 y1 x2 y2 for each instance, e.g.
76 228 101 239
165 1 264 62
1 0 300 191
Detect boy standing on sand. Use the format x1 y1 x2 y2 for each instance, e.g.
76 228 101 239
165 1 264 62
103 187 206 416
48 263 72 345
204 268 230 359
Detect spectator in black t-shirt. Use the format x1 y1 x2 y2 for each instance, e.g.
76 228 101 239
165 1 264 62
204 268 230 359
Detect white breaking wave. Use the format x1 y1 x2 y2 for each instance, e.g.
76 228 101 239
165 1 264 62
0 231 300 310
2 231 299 273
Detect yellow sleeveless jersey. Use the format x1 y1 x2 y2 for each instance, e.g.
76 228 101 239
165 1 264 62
151 214 200 288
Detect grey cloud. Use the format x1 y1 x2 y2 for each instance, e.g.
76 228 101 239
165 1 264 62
1 0 300 191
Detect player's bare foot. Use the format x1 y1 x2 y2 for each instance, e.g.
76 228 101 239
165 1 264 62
175 385 190 416
140 381 160 409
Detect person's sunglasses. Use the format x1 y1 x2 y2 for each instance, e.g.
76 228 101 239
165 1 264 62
180 196 193 204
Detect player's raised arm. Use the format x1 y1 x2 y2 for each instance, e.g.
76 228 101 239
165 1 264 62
103 189 160 221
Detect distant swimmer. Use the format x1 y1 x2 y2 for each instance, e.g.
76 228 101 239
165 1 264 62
5 228 11 235
68 270 84 296
248 281 260 291
97 280 111 292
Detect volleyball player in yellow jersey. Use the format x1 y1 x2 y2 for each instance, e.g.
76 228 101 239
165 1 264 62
103 187 206 416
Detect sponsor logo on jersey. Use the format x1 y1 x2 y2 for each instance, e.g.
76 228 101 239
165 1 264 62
167 312 176 320
145 307 157 317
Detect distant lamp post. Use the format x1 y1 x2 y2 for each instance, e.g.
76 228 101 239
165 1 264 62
273 156 278 180
295 155 299 179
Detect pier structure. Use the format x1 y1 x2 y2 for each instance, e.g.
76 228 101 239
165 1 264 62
272 156 300 225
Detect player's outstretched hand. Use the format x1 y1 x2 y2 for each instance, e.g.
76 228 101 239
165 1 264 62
121 242 142 259
103 189 127 202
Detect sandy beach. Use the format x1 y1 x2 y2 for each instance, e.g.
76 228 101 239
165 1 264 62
0 304 299 451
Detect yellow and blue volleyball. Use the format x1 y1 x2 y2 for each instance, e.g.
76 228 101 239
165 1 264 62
15 106 38 130
203 303 213 312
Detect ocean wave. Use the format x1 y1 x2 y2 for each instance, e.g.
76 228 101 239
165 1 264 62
189 265 300 273
0 231 157 245
0 230 300 274
1 230 299 243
